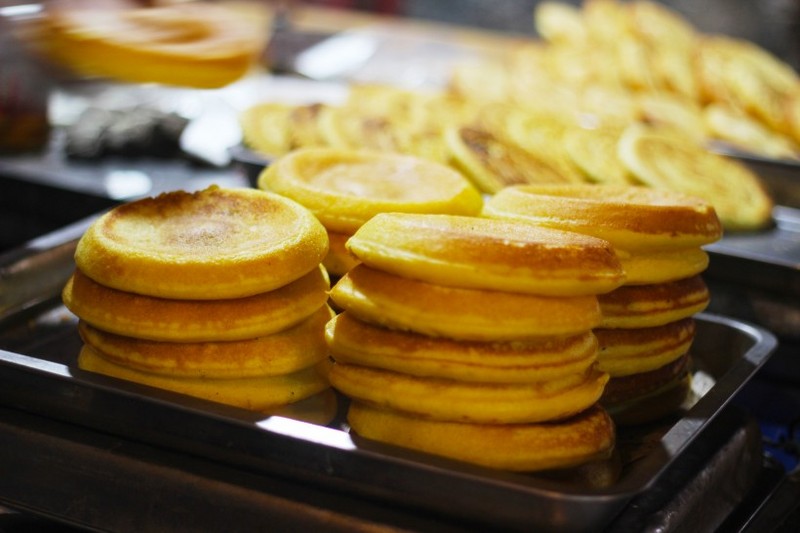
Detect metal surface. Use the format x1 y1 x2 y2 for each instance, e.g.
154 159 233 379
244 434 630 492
0 221 779 532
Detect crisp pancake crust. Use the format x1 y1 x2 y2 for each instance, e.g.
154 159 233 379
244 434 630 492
330 362 609 424
595 318 696 376
598 275 710 328
346 213 626 296
329 265 603 340
75 186 328 299
78 345 332 412
258 148 483 234
348 402 615 472
484 184 723 251
78 306 334 378
327 312 598 383
63 266 330 342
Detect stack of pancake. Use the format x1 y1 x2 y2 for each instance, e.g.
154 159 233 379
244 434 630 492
62 186 338 423
325 212 627 472
257 148 483 278
484 184 723 425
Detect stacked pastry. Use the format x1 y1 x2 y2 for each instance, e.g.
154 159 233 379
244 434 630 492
326 213 627 472
62 186 337 423
258 148 483 278
484 184 723 425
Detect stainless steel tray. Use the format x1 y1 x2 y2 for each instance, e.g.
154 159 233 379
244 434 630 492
0 220 778 532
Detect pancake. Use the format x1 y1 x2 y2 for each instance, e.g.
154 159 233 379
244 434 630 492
616 123 773 231
78 345 332 412
78 306 334 379
348 402 615 472
75 186 329 300
594 318 696 376
598 276 710 329
561 126 637 185
346 213 626 296
483 184 722 251
42 2 266 88
444 125 574 194
240 102 294 157
63 266 330 342
322 230 360 278
602 358 693 426
330 362 608 424
326 312 598 383
257 148 483 234
329 265 603 341
614 246 709 285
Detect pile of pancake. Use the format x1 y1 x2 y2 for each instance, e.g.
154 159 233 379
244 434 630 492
258 148 483 278
484 184 723 425
325 212 627 472
62 186 338 423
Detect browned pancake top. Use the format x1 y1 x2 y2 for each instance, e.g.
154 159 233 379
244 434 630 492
485 184 723 246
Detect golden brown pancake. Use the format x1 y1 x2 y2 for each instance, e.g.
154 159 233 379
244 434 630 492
346 213 626 297
601 352 691 406
78 306 334 379
78 345 332 413
322 230 360 278
444 125 574 194
63 266 330 342
614 247 709 285
329 362 608 424
602 357 693 426
595 318 695 376
348 402 615 472
329 265 603 341
75 186 329 300
257 148 483 234
617 123 773 231
598 276 710 329
41 2 267 88
326 311 598 383
483 184 722 251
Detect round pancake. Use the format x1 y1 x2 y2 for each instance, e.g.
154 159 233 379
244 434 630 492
326 312 598 383
595 318 695 376
322 230 360 278
444 125 573 194
63 266 330 342
561 126 637 185
483 184 722 251
330 362 608 424
78 306 334 379
598 276 710 329
616 124 773 231
257 148 483 234
601 353 691 407
348 402 615 472
329 265 603 341
75 186 329 300
43 2 265 88
346 213 626 296
78 345 332 412
616 247 709 285
605 373 693 427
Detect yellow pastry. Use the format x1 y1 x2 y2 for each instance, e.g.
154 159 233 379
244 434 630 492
74 186 328 300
